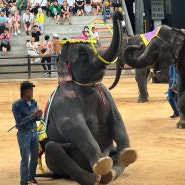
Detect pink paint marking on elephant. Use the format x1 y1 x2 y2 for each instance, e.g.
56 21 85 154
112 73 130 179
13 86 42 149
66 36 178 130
140 26 161 46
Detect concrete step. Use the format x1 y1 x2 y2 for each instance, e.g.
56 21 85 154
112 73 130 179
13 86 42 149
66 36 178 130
1 14 115 79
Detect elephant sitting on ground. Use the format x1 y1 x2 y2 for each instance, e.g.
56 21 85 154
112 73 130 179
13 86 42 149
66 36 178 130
109 27 170 103
123 25 185 128
39 11 137 185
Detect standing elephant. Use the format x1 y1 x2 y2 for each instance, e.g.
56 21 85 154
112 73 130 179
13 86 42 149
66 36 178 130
123 25 185 127
109 27 169 103
39 11 137 185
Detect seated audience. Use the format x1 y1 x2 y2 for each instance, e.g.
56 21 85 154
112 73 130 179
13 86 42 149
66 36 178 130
35 7 45 33
75 0 84 16
49 1 61 24
102 1 112 23
67 0 75 15
13 10 21 35
28 0 41 15
91 0 101 15
84 0 92 15
0 10 7 34
22 8 35 35
0 27 11 54
60 0 72 25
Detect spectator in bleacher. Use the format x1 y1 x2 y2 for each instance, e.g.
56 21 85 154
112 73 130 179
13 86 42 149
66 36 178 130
16 0 28 16
0 10 7 34
0 27 11 54
57 0 63 6
51 33 60 70
60 0 72 25
1 0 11 16
91 0 101 15
49 1 61 24
40 0 49 16
22 8 34 35
111 0 122 11
102 1 112 23
67 0 75 15
13 10 21 35
31 24 41 45
40 35 52 75
28 0 41 15
75 0 84 16
26 37 39 63
7 13 14 34
7 0 17 14
0 0 6 11
35 7 44 33
84 0 92 15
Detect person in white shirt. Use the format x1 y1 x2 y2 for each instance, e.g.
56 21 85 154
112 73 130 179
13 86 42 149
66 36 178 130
22 9 35 35
91 26 99 42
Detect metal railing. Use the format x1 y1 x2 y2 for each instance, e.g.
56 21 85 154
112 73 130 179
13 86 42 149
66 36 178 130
0 55 58 79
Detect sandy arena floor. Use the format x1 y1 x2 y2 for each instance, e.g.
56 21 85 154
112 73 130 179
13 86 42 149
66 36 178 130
0 77 184 185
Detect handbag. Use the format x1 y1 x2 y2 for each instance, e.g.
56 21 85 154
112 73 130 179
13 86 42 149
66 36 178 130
1 39 8 45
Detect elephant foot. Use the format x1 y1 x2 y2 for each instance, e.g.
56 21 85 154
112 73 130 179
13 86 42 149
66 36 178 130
93 157 113 175
137 98 148 103
118 148 137 166
100 169 115 184
176 121 185 128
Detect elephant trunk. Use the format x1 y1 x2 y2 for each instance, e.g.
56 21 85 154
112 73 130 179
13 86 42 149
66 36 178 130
109 59 122 90
124 42 158 69
100 11 123 66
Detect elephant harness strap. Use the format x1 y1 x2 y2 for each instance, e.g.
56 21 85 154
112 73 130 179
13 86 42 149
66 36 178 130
37 85 59 173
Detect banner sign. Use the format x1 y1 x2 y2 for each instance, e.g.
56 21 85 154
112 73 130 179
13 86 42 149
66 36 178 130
151 0 164 20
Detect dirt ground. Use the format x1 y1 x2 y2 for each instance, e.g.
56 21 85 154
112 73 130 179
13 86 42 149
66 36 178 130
1 76 185 185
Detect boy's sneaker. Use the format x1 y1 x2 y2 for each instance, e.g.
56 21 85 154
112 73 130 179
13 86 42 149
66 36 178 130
14 32 17 35
28 179 38 185
18 29 21 33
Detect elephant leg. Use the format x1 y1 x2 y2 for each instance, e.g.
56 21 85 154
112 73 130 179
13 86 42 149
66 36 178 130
45 141 101 185
135 68 149 102
100 146 127 184
60 120 113 175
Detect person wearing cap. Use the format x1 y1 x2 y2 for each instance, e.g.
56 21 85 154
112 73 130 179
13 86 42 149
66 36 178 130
102 1 112 23
12 81 43 185
51 33 61 70
81 25 89 38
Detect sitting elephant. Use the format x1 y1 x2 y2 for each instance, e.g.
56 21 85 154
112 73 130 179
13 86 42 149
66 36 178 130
39 11 137 185
123 25 185 128
109 26 170 102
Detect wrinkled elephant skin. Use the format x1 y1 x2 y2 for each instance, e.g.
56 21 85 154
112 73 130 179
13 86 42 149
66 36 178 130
40 11 137 185
123 25 185 127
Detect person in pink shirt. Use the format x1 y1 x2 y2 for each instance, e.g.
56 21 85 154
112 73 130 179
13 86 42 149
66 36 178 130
0 27 11 55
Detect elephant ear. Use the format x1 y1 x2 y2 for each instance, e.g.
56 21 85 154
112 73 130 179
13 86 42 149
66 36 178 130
171 29 185 59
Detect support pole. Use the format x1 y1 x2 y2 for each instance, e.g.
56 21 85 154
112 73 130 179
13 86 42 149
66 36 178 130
135 0 144 34
122 0 134 36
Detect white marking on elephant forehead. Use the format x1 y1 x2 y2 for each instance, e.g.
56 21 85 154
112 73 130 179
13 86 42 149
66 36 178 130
63 90 76 98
